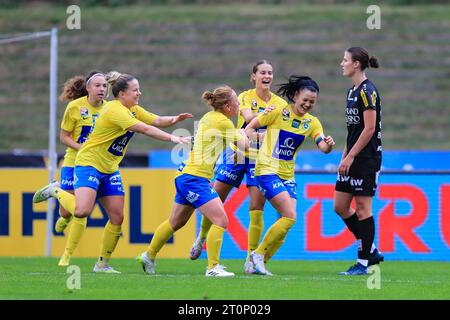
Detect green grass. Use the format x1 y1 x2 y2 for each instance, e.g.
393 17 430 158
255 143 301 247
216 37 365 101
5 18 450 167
0 257 449 300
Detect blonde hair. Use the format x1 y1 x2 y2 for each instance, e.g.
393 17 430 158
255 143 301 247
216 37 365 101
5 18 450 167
202 85 233 110
105 71 136 98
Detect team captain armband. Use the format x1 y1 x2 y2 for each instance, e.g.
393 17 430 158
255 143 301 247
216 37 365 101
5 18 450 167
314 133 325 145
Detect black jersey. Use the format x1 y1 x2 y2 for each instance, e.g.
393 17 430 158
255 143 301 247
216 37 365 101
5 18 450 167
345 79 382 162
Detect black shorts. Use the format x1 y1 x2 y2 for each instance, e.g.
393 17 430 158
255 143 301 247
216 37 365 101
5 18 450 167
335 157 380 197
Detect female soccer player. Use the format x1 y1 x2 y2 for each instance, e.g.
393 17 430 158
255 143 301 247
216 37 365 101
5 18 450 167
33 72 191 273
190 60 287 274
334 47 384 275
245 75 335 275
137 85 249 277
55 71 194 267
55 71 106 238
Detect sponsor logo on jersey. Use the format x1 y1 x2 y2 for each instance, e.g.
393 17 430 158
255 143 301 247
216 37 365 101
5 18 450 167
251 99 258 110
346 107 360 125
282 108 290 121
292 119 300 128
273 130 305 161
80 107 89 119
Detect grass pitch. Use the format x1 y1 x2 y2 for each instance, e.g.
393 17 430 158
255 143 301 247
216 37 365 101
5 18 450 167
0 257 449 300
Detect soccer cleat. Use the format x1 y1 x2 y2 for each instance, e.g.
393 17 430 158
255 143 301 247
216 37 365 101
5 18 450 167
32 180 60 203
189 236 206 260
250 251 272 276
55 216 72 233
244 259 255 274
368 248 385 266
93 262 121 274
136 252 155 274
58 251 72 267
339 262 368 276
205 264 235 277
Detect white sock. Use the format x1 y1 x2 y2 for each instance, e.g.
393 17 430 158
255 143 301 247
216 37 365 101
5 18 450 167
357 259 368 267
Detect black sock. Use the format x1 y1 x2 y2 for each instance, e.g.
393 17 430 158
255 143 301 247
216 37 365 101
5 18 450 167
357 216 375 260
343 212 360 239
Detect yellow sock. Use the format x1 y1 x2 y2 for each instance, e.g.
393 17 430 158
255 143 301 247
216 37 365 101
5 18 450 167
199 216 213 239
53 188 75 216
99 220 122 262
147 220 174 260
255 217 295 255
248 210 264 257
206 224 225 269
64 216 87 255
264 236 285 263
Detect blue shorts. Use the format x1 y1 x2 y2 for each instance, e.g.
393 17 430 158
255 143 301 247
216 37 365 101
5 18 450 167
60 166 75 191
255 174 297 200
74 166 125 198
214 147 257 188
174 174 219 208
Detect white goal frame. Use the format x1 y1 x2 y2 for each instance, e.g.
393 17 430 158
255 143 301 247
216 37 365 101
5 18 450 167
0 28 58 257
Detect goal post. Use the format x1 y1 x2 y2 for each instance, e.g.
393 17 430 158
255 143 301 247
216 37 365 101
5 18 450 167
0 28 58 257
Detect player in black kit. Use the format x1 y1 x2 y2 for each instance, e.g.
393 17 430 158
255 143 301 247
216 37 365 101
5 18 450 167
334 47 384 275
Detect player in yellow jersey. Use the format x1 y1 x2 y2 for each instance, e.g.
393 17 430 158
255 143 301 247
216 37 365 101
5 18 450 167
190 60 287 274
53 71 194 267
55 71 107 237
245 75 335 275
137 85 249 277
33 72 191 273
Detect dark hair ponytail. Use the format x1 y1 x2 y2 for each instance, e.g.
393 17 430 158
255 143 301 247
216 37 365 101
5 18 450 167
277 75 319 103
347 47 380 70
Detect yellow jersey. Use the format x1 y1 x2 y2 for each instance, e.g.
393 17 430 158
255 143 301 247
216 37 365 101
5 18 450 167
230 89 287 160
75 100 158 174
178 110 243 180
255 104 324 180
60 96 105 167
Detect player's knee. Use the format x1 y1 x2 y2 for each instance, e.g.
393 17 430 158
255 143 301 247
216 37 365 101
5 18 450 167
59 207 71 219
334 203 346 216
109 213 124 226
74 206 91 218
214 215 228 229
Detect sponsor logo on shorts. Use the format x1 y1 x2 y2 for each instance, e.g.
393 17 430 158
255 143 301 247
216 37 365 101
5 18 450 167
272 181 284 189
88 175 100 185
61 179 74 187
218 168 238 181
350 178 364 187
186 190 199 203
110 174 122 186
